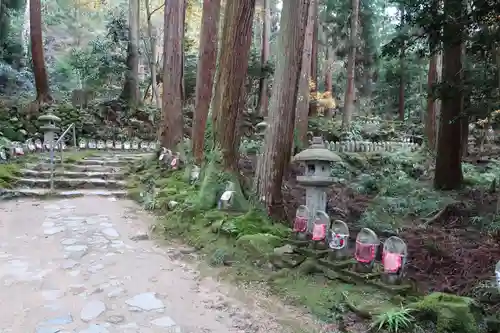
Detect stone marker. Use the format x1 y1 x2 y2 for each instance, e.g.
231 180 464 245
328 219 349 259
354 228 379 273
218 181 236 210
382 236 407 284
311 210 329 242
293 205 309 240
114 141 123 150
79 138 87 149
123 141 131 150
35 139 43 151
88 139 97 149
292 137 341 232
97 140 105 149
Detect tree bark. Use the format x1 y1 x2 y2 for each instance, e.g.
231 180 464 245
426 53 438 149
30 0 52 104
324 46 333 93
120 0 140 106
211 0 256 172
398 4 405 121
295 0 315 148
342 0 359 127
192 0 221 165
434 0 464 190
254 0 310 220
308 0 318 117
159 0 185 150
145 0 160 107
257 0 270 117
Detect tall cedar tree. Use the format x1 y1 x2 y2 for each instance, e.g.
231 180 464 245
342 0 359 127
434 0 464 190
211 0 256 171
295 0 315 147
30 0 52 105
255 0 310 220
120 0 140 105
257 0 270 117
160 0 185 150
192 0 221 165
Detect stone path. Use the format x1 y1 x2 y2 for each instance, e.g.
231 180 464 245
0 197 314 333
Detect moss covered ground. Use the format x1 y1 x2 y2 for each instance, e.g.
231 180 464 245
124 156 489 332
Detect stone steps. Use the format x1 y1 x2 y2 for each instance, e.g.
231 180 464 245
3 151 150 199
14 177 126 189
19 169 125 180
0 188 127 200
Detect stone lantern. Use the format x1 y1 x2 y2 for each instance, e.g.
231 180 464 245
292 137 342 237
38 113 61 150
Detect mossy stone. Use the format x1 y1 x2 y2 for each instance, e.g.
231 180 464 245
236 233 284 257
410 292 482 333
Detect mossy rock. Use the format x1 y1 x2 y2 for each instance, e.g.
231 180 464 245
410 292 482 333
236 233 284 258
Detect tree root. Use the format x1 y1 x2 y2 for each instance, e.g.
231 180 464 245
341 291 373 319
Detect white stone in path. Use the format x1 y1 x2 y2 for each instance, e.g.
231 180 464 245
80 300 106 322
101 228 119 239
151 316 177 328
44 227 65 235
125 292 165 311
79 324 110 333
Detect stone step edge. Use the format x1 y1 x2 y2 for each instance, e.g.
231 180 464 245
0 189 128 200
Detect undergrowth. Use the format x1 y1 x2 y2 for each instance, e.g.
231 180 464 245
0 163 20 188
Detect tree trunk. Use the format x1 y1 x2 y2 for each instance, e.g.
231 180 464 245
426 54 438 149
295 0 315 148
211 0 256 172
159 0 185 150
145 0 160 107
324 47 333 93
192 0 221 165
257 0 270 117
342 0 359 127
434 0 464 190
120 0 140 106
308 0 318 117
30 0 52 104
398 4 405 121
254 0 310 220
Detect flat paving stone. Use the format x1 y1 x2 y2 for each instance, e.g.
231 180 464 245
0 196 306 333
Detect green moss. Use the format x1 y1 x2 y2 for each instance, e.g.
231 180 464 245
236 233 284 258
409 292 481 333
125 157 396 324
0 163 20 189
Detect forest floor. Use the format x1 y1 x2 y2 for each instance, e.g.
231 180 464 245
0 196 329 333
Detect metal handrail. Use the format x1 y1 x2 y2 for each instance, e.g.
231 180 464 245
49 123 77 191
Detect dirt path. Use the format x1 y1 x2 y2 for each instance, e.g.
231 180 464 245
0 197 320 333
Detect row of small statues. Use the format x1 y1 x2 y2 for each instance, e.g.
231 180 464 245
0 138 159 160
293 205 408 284
327 139 420 153
78 138 158 151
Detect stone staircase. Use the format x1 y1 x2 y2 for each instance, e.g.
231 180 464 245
2 151 150 199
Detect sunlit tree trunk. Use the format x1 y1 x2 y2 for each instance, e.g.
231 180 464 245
120 0 140 106
295 0 315 147
257 0 270 117
255 0 310 220
192 0 221 164
342 0 359 127
145 0 160 107
434 0 464 190
308 0 318 117
30 0 52 105
211 0 256 171
159 0 185 150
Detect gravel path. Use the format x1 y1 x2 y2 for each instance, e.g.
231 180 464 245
0 197 318 333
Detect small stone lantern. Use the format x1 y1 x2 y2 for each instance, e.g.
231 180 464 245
38 113 61 150
292 137 342 235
